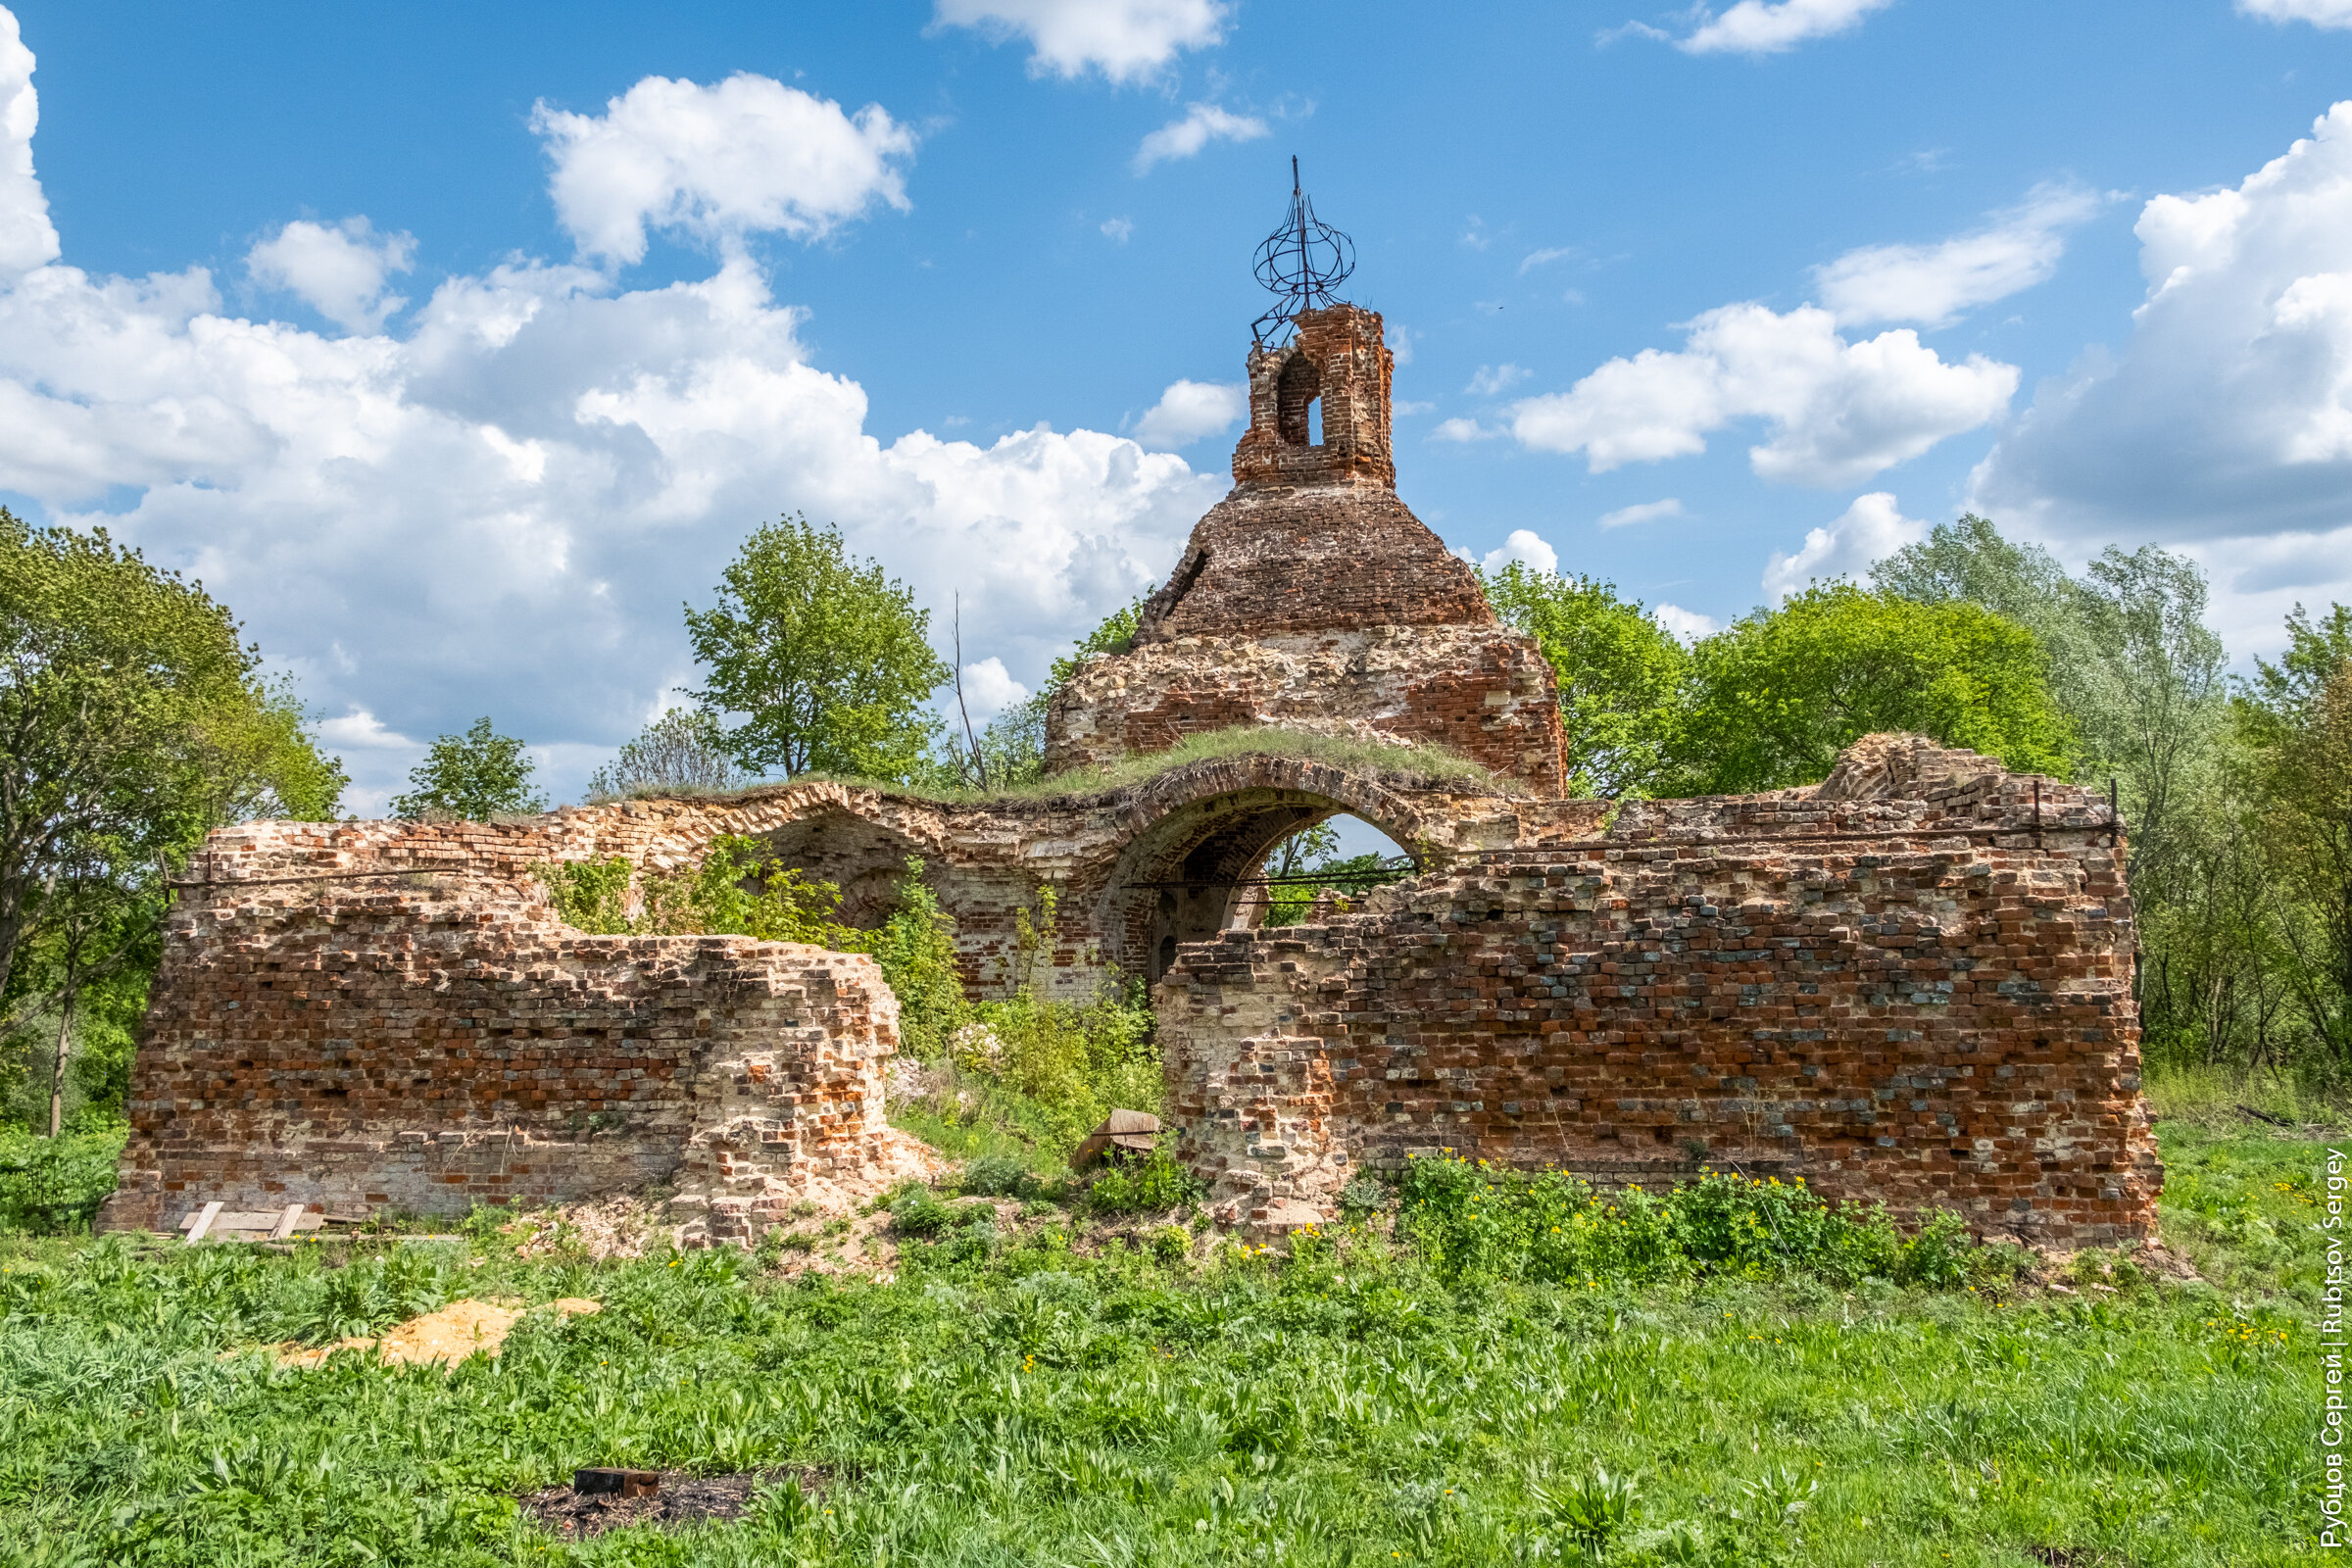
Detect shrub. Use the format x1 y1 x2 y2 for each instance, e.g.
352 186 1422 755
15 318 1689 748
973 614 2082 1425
941 885 1161 1157
1085 1152 1201 1217
1396 1152 2003 1291
891 1187 956 1238
863 858 969 1058
0 1126 123 1234
959 1153 1032 1199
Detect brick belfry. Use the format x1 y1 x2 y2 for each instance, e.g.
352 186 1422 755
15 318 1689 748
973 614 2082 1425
1045 169 1568 793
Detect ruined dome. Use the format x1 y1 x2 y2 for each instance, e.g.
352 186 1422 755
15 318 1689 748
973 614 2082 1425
1136 303 1495 643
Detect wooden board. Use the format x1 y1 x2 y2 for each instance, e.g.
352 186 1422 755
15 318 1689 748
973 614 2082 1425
176 1206 325 1241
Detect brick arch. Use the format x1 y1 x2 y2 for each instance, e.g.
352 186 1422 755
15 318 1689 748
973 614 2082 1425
1086 754 1446 982
749 808 931 928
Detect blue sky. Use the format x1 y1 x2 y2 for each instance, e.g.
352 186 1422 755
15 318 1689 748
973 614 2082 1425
3 0 2351 810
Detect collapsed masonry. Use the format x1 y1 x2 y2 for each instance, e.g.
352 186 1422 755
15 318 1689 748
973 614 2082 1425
103 301 2161 1248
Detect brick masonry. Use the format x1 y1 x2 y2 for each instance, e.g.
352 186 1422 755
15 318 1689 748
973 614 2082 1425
101 753 1555 1234
100 854 933 1244
1160 736 2162 1247
1047 304 1568 795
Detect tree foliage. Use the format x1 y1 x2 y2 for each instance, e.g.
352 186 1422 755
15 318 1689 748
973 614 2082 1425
584 707 740 801
2240 633 2352 1063
1479 564 1690 798
389 717 545 820
686 515 948 783
1672 583 2075 794
0 512 344 1130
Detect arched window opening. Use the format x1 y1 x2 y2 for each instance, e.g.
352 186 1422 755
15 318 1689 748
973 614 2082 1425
1250 814 1412 928
1276 354 1321 446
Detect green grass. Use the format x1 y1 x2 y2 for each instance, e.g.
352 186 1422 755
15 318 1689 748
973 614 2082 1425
0 1119 2328 1565
612 725 1520 808
2142 1059 2350 1135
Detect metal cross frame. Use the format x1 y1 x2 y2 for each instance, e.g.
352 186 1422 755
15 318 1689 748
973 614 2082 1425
1250 155 1356 346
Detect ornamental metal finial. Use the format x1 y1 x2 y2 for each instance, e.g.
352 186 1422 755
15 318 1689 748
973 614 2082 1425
1250 155 1355 346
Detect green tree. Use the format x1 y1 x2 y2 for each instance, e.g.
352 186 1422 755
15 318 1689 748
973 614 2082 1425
1871 514 2111 728
2243 602 2352 718
686 516 948 783
390 717 546 819
1480 563 1691 798
1674 584 2075 794
585 707 739 801
2239 609 2352 1063
0 511 345 1127
2068 546 2230 901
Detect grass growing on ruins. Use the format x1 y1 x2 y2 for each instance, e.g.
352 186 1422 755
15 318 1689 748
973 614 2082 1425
640 725 1522 808
0 1116 2328 1566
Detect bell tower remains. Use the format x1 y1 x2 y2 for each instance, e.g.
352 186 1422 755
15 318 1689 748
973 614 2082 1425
1046 169 1567 791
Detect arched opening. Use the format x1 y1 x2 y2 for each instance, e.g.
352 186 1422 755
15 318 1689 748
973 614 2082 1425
1241 814 1411 930
1276 353 1321 447
1105 783 1424 985
751 808 926 929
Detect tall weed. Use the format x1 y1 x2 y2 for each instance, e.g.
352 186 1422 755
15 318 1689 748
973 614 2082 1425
1397 1152 2015 1289
0 1127 123 1233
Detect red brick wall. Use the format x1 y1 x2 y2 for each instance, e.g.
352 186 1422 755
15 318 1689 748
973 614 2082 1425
1161 741 2162 1248
101 860 910 1238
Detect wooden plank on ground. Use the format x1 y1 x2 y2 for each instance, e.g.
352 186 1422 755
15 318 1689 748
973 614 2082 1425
269 1204 305 1241
184 1201 222 1244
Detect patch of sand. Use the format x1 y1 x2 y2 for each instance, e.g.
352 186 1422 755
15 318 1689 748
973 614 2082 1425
276 1297 599 1369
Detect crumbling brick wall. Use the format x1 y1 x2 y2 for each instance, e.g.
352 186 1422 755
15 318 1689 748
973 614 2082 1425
100 824 932 1241
1048 627 1566 795
1160 737 2162 1247
102 750 1557 1233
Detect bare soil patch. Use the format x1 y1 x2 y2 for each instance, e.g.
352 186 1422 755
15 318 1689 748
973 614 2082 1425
273 1297 600 1368
519 1467 823 1539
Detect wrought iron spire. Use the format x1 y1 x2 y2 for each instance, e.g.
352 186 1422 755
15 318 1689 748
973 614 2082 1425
1250 156 1355 346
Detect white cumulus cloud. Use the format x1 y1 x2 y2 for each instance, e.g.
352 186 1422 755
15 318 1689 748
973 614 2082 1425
1101 216 1134 243
316 709 418 752
1597 498 1684 529
1761 491 1925 603
0 48 1217 812
1814 182 2104 328
1971 100 2352 656
1652 604 1720 644
247 218 417 334
2239 0 2352 27
530 74 915 265
0 8 54 284
1131 103 1267 173
956 657 1028 720
1132 378 1246 448
1466 363 1530 396
1676 0 1893 55
933 0 1228 83
1432 416 1496 443
1510 303 2016 485
1481 529 1559 574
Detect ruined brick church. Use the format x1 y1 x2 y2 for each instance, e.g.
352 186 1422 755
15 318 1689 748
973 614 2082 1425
101 247 2162 1248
